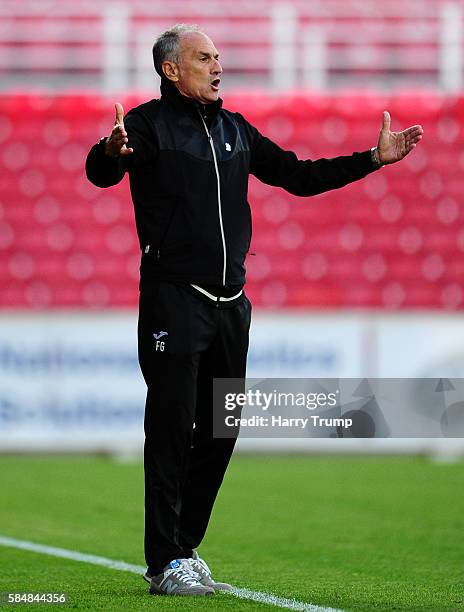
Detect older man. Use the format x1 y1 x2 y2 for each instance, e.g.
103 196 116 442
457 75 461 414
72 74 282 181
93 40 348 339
86 24 423 596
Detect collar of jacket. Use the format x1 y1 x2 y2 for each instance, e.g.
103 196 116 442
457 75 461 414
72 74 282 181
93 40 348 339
160 78 223 121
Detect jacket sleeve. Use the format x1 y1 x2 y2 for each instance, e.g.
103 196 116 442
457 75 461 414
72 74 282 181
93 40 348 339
239 114 378 197
85 110 158 188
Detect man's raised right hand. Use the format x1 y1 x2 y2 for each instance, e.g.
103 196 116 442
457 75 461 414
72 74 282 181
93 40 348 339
104 103 134 158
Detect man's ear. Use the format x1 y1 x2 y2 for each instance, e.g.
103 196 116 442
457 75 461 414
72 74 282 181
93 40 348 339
162 61 179 82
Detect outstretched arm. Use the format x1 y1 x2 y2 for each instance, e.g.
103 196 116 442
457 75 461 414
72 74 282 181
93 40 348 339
86 102 158 189
243 111 424 197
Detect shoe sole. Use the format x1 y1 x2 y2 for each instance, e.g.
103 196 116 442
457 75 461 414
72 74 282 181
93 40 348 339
149 583 214 596
210 582 233 591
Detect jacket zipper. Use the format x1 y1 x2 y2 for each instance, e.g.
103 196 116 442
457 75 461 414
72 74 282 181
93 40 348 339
198 112 227 286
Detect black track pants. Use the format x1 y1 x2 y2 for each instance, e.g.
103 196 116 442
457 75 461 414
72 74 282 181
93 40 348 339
138 282 251 575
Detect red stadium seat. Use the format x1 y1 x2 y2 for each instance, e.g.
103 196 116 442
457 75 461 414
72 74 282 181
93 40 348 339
1 92 463 309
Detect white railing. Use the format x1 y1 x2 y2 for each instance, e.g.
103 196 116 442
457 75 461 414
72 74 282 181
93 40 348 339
0 1 462 91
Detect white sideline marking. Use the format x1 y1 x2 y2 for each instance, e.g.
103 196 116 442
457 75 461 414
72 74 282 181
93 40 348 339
0 535 344 612
229 587 345 611
0 535 145 574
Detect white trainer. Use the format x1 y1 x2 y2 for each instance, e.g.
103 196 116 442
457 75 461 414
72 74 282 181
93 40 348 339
189 550 232 591
148 558 215 596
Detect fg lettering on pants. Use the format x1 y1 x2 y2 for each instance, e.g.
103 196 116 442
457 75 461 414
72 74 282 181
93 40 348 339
153 331 168 352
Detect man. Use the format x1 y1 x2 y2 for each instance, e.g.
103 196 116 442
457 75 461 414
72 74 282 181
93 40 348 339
86 24 423 597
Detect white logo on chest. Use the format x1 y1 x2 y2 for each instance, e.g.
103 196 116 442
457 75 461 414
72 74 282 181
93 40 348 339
225 142 231 151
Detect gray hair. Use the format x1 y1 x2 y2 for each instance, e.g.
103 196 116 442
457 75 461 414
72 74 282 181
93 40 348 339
152 24 201 78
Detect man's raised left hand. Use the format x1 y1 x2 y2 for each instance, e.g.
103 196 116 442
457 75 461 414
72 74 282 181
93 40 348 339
376 111 424 165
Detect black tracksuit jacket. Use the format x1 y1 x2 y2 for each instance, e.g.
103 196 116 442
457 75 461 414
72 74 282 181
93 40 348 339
85 80 377 290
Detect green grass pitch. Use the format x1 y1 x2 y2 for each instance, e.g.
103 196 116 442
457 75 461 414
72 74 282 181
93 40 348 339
0 454 463 611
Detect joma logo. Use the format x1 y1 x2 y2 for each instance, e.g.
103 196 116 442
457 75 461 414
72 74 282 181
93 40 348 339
153 331 168 340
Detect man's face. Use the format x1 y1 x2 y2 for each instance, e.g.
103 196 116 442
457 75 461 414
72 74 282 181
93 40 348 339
165 32 222 104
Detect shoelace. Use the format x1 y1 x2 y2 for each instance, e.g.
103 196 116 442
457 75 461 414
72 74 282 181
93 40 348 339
185 560 201 578
196 557 211 575
191 561 208 578
191 555 212 578
174 560 202 580
170 567 200 585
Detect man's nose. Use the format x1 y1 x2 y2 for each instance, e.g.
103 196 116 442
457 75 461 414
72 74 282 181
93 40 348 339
213 59 222 74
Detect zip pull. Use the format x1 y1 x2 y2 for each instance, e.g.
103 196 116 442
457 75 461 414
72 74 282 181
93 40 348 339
198 109 211 137
157 249 160 260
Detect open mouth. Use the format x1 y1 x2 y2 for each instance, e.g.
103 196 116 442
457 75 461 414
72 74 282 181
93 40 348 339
211 78 221 91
